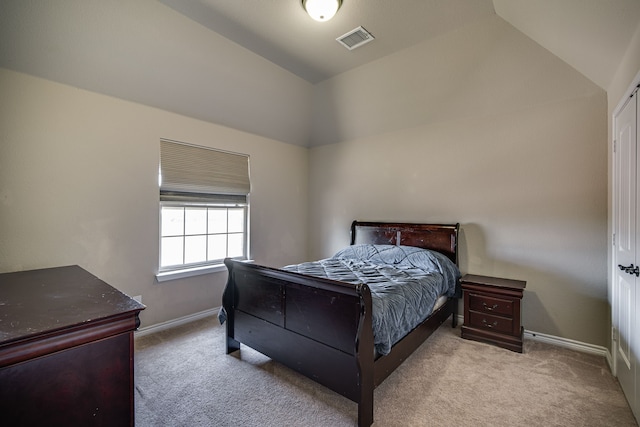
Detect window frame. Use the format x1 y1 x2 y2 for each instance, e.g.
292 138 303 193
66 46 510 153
157 201 249 281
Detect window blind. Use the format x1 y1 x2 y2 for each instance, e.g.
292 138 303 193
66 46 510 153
160 140 250 204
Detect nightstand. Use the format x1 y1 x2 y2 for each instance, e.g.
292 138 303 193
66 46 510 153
460 274 526 353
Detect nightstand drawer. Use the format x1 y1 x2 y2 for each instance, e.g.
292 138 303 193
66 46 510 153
468 311 513 335
468 293 514 317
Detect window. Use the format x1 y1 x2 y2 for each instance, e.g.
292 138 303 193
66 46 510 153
158 140 250 279
160 204 247 269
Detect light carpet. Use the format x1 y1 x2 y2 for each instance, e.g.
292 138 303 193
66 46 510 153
134 316 636 426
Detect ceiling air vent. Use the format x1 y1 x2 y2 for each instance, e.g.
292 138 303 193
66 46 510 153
336 26 374 50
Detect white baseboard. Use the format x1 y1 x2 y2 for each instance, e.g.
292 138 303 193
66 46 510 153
524 329 609 357
135 307 219 338
457 315 612 365
140 311 613 367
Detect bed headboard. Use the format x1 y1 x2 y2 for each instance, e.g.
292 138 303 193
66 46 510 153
350 221 460 265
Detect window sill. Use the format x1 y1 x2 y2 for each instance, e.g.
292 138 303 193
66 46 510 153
156 264 226 282
155 260 253 283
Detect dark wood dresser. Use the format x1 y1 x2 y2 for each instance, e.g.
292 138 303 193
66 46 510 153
460 274 526 353
0 265 145 426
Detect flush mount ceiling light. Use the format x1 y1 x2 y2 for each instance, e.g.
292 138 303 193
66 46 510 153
302 0 342 22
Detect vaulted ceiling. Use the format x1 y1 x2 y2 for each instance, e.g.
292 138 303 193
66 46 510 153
159 0 640 89
1 0 639 146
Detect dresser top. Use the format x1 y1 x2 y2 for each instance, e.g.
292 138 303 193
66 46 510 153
0 265 145 345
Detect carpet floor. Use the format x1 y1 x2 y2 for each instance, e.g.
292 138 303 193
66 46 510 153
134 316 636 426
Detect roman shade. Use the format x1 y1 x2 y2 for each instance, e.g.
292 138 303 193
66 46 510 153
160 140 250 204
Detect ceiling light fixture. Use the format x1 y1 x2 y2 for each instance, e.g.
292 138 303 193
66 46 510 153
302 0 342 22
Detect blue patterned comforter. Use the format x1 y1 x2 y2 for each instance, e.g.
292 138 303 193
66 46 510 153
283 244 460 355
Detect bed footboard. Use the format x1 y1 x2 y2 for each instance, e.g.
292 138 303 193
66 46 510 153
223 259 375 426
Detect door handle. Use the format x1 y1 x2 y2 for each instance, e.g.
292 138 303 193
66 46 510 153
618 264 640 277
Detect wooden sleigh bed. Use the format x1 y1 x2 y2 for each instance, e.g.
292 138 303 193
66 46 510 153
221 221 460 426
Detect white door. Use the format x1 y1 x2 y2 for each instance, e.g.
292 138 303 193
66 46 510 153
614 91 639 418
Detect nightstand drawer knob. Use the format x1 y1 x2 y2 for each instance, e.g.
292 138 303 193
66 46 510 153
482 302 499 311
482 318 499 328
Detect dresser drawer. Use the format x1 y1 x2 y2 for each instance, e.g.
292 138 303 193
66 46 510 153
468 311 513 335
468 293 514 317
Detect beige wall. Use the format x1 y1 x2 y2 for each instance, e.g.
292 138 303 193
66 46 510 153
309 16 609 346
0 12 624 348
0 68 309 328
608 21 640 113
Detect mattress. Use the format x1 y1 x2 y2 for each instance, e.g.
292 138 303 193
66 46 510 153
283 244 460 355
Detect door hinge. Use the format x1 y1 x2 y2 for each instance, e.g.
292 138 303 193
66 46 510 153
614 139 617 153
613 233 616 246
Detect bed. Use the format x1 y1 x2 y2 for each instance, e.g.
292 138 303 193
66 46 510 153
221 221 461 427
